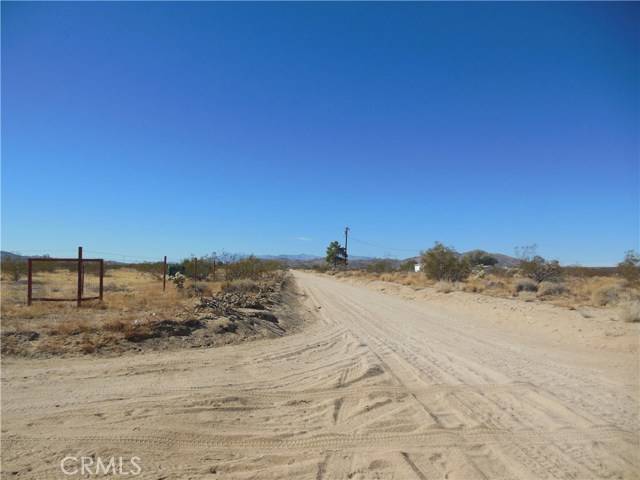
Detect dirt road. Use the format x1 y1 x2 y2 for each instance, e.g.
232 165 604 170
2 272 638 479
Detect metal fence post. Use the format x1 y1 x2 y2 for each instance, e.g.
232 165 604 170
163 256 167 292
99 259 104 301
77 246 83 307
27 259 33 306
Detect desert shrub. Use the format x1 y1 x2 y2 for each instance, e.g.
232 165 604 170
123 321 153 342
213 317 238 334
462 281 485 293
617 250 640 284
171 273 186 289
484 279 506 290
562 266 617 278
2 257 27 282
399 259 417 272
537 281 567 297
225 256 282 281
185 284 212 298
79 335 97 354
103 282 130 293
180 257 210 281
49 320 93 336
435 281 455 293
519 256 562 283
619 301 640 323
465 250 498 267
591 284 624 306
325 241 347 268
104 318 128 332
490 267 516 279
421 243 470 282
366 259 397 274
514 278 538 293
470 265 491 280
129 261 165 279
1 335 21 355
222 279 260 293
36 338 65 355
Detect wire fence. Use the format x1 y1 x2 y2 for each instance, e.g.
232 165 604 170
1 246 288 307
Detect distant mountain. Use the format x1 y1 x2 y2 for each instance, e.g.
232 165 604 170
1 249 519 267
480 252 520 267
258 254 322 261
1 251 26 260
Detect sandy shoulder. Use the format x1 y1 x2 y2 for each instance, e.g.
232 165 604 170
328 274 639 358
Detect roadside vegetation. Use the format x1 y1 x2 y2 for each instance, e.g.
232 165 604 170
0 256 289 357
320 244 640 322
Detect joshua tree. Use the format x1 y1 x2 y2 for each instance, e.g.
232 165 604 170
325 241 347 269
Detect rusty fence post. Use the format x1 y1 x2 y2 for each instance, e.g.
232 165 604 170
27 258 33 306
163 256 167 292
77 246 83 308
99 259 104 301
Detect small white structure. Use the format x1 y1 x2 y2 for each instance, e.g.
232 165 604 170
414 263 422 273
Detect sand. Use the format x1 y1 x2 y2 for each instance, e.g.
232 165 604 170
2 271 638 479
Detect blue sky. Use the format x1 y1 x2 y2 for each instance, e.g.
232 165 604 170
2 2 638 265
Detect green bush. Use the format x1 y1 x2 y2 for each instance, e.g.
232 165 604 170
131 261 165 279
399 259 417 271
519 256 561 283
224 256 282 281
325 241 347 268
420 242 470 282
181 257 212 281
465 250 498 267
2 258 27 282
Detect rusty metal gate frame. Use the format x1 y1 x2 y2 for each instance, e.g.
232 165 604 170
27 247 104 307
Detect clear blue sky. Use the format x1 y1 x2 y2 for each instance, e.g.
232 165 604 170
2 2 638 265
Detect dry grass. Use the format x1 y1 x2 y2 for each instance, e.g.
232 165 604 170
331 269 640 312
221 278 260 294
537 281 567 297
435 281 456 293
0 268 225 356
513 278 538 293
591 283 625 306
333 271 434 289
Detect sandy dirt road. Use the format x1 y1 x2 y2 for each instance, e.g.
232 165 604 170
2 271 638 479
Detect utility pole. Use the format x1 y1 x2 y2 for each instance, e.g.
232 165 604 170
344 226 350 266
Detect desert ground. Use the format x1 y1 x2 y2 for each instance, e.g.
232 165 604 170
1 271 639 479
